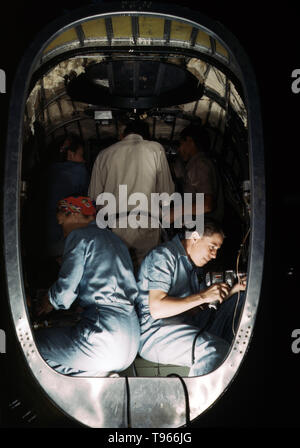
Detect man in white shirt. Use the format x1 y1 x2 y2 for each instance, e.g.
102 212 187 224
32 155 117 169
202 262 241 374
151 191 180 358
88 120 175 269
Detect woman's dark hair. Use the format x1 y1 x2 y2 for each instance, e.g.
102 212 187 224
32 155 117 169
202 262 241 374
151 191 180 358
59 133 84 162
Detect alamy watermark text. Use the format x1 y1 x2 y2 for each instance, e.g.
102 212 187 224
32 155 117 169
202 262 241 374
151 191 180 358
0 329 6 354
95 186 204 236
291 329 300 353
0 69 6 94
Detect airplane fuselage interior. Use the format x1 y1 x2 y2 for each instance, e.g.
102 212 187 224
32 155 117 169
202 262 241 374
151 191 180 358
2 3 265 428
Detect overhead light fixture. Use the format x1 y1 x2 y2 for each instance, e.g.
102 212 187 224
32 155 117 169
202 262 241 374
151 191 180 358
164 114 175 123
94 110 112 120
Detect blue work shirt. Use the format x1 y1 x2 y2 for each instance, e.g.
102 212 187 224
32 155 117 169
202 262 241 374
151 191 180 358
136 234 205 331
36 221 140 374
49 221 138 314
135 235 243 375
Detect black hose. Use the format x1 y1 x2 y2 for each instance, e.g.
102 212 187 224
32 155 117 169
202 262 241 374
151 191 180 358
167 373 191 427
125 376 131 428
191 329 204 365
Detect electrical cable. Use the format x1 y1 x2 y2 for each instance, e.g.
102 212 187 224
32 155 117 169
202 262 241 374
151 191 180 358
191 228 250 378
132 361 138 377
191 329 206 365
125 376 131 428
231 227 250 337
167 373 191 427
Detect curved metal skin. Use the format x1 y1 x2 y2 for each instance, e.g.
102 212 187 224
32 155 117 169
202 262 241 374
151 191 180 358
66 60 205 109
3 2 265 428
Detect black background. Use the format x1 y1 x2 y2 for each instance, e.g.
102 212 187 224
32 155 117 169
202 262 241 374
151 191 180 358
0 0 299 433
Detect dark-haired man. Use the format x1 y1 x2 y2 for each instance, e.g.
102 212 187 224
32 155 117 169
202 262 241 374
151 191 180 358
88 120 174 269
45 133 90 258
135 219 246 376
174 123 224 224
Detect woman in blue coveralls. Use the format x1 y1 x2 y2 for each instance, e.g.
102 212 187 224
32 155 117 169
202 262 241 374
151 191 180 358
35 196 140 377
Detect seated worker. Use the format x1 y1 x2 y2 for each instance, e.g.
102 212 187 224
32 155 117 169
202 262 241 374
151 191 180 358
171 124 224 225
135 219 246 376
35 196 140 377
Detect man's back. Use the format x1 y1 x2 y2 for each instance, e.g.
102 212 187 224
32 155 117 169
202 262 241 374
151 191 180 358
88 132 174 269
88 133 174 208
49 221 138 311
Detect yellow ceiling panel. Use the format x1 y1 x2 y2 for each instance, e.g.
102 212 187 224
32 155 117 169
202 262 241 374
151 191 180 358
81 18 107 39
215 41 229 59
139 16 165 39
195 30 211 49
44 28 78 54
170 21 193 41
112 16 132 38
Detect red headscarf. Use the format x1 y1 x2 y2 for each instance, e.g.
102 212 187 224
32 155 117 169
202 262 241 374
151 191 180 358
57 196 96 216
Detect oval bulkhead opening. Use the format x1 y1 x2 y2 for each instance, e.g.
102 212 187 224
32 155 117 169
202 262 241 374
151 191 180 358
3 3 264 428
